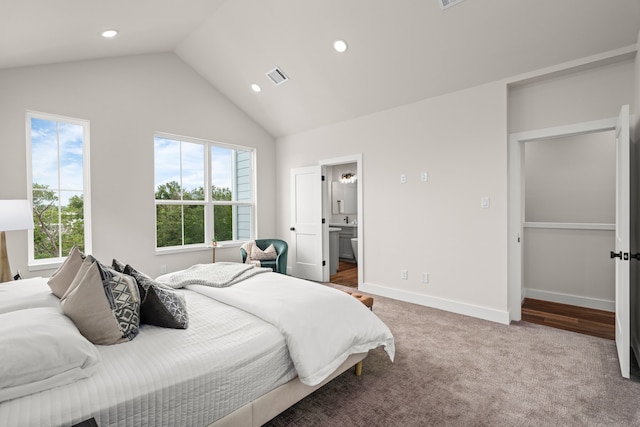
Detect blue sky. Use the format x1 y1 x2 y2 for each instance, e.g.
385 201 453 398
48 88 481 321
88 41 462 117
31 117 84 205
154 137 233 196
31 120 235 203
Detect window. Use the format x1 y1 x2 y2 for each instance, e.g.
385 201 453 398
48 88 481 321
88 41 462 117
26 112 91 266
154 133 254 250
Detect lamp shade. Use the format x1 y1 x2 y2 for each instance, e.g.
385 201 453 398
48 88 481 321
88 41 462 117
0 200 35 232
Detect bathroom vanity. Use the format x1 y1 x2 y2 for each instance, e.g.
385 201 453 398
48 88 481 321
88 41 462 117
333 224 357 262
329 227 341 275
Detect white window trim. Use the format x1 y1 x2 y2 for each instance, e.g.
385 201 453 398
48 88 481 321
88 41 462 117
153 132 256 254
25 110 92 270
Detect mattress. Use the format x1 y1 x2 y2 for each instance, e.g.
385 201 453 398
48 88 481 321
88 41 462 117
0 278 297 427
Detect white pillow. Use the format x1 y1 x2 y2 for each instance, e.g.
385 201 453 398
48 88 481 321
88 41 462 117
251 243 277 261
0 307 101 402
0 277 59 315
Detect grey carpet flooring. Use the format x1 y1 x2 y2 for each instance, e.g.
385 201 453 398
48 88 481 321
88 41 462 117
265 287 640 426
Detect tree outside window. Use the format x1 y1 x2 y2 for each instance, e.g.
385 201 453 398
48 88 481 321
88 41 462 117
27 113 91 263
154 135 254 249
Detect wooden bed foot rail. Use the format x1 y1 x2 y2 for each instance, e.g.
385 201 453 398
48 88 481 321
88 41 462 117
354 361 363 376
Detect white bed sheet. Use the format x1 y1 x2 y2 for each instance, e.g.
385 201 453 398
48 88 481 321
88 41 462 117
0 278 296 427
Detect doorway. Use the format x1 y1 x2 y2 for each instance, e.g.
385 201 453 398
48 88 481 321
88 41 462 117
508 117 619 320
508 106 632 378
319 154 362 287
519 130 616 339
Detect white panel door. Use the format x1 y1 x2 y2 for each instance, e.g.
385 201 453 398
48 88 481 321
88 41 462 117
613 105 630 379
290 166 323 281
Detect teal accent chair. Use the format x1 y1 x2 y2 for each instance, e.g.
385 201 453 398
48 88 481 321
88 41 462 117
240 239 288 274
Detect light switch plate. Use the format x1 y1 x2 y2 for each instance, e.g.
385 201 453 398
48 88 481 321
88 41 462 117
481 197 490 208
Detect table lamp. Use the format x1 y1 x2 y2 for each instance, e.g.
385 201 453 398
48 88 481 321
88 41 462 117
0 200 35 283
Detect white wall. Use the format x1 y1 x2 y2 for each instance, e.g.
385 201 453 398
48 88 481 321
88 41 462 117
524 133 615 224
0 53 276 278
509 58 635 133
276 50 637 325
276 82 510 323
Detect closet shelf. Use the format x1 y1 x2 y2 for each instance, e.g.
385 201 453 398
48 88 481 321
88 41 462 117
523 222 614 231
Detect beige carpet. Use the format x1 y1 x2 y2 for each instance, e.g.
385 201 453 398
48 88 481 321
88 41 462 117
265 287 640 426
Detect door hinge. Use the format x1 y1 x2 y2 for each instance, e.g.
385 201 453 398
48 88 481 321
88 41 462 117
322 218 325 224
321 175 325 181
322 260 326 266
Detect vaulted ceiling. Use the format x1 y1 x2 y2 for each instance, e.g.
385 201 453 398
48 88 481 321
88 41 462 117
2 0 640 137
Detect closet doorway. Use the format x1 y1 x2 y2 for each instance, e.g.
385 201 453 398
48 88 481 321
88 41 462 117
522 130 615 313
508 106 632 378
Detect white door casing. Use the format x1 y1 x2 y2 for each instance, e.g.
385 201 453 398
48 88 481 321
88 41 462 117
290 166 324 281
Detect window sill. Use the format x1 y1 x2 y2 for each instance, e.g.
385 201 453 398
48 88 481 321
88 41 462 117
28 259 64 272
155 241 243 256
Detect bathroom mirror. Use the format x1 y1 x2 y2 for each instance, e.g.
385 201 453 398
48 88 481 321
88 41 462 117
331 181 357 214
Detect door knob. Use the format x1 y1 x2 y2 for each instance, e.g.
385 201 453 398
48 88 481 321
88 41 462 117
611 251 622 259
290 227 295 231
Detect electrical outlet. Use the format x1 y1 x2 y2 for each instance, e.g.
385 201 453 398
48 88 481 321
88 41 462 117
421 171 428 182
422 272 429 284
400 173 407 184
401 269 408 280
160 265 167 274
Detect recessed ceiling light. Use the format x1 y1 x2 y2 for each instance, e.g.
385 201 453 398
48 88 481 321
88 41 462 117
101 29 118 38
333 40 348 53
251 83 262 92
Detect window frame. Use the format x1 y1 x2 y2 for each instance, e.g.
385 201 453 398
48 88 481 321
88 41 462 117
154 132 256 253
25 111 92 270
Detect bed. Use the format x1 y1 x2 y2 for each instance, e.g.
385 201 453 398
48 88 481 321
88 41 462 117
0 261 394 427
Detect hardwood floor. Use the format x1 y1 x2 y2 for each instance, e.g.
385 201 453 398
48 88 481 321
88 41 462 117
330 261 358 288
521 298 615 341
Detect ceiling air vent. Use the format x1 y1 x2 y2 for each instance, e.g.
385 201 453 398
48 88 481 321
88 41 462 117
439 0 466 10
266 67 289 86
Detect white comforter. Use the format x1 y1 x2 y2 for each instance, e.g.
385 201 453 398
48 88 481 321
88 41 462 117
186 272 395 386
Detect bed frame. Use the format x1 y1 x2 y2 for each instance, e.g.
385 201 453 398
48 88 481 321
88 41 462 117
210 353 367 426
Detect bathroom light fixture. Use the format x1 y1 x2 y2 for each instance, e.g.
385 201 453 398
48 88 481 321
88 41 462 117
101 29 119 38
333 40 348 53
340 172 356 184
251 83 262 92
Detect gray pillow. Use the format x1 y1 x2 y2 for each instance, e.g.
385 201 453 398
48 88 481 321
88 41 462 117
111 258 126 273
123 265 188 329
61 256 141 345
47 246 85 298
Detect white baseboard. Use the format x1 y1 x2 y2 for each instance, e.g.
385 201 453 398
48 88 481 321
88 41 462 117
524 288 614 312
360 282 510 325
